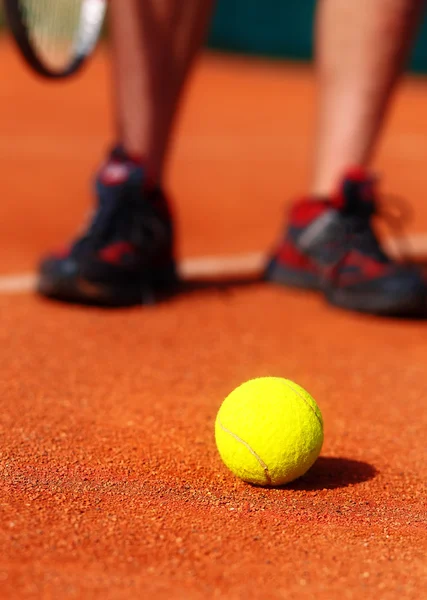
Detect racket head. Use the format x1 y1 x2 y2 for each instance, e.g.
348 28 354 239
4 0 107 79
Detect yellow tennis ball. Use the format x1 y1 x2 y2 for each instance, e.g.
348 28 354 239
215 377 324 486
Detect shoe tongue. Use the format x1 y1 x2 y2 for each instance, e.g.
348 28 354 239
98 159 134 186
97 146 156 191
97 155 147 192
331 168 377 215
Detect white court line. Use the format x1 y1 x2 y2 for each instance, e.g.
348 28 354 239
0 235 427 295
0 273 36 293
0 252 265 295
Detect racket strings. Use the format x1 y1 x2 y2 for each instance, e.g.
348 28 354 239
20 0 84 70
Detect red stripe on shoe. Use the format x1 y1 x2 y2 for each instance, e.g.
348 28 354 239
98 242 136 265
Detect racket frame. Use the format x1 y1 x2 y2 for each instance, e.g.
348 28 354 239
4 0 107 79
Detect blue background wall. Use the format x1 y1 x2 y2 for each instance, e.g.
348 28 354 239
207 0 427 73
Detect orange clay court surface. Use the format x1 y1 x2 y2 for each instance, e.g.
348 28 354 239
1 35 427 599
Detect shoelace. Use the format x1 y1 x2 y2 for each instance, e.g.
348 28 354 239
340 193 413 263
71 195 127 258
375 194 414 264
71 194 167 260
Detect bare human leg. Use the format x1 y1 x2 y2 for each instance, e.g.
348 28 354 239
311 0 425 196
109 0 214 184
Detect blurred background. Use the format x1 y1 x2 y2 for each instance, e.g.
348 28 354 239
208 0 427 73
2 1 427 71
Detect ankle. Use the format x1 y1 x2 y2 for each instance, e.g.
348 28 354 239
310 165 371 197
110 144 160 191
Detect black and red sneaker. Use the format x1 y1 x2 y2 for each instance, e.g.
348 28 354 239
265 169 426 315
37 147 178 306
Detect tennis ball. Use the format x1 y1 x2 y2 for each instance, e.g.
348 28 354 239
215 377 323 486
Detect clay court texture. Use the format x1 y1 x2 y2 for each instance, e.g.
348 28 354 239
1 36 427 599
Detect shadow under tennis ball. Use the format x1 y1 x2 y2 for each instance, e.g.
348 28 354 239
283 456 378 491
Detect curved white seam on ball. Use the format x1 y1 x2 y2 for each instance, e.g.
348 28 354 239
282 380 323 429
218 418 272 486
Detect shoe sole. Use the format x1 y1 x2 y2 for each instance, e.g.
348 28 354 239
37 262 179 307
325 287 426 317
264 259 426 317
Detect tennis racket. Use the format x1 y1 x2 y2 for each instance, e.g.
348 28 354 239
4 0 107 80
